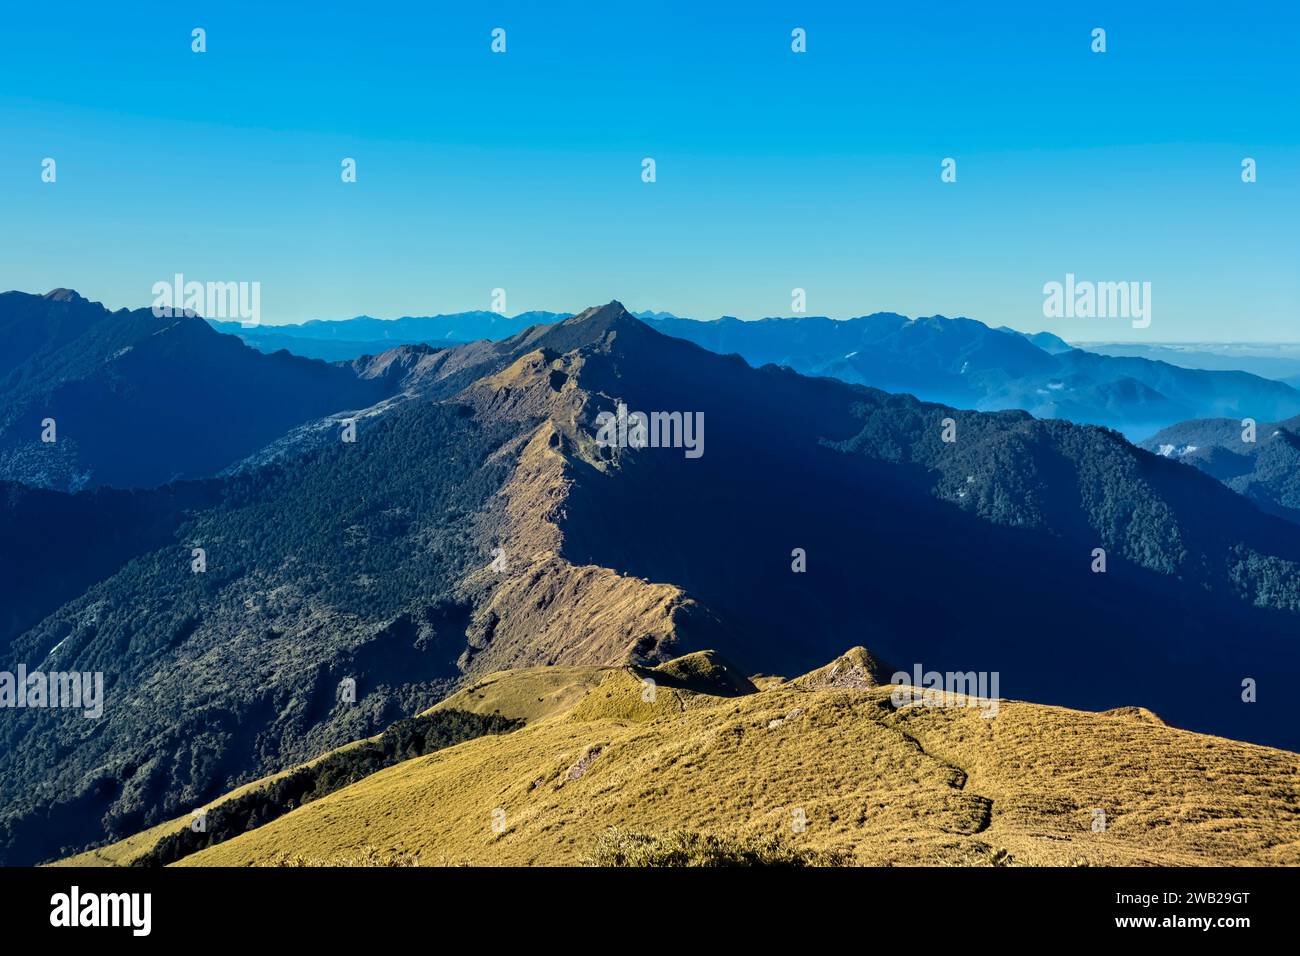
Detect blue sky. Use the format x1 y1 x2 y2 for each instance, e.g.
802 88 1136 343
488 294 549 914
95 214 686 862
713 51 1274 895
1 1 1296 340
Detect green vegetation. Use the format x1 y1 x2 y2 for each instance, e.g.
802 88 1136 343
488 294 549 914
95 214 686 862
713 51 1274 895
0 399 526 866
133 710 519 866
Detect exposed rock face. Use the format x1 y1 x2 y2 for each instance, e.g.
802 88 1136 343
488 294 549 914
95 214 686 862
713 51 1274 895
792 647 895 691
1101 706 1166 725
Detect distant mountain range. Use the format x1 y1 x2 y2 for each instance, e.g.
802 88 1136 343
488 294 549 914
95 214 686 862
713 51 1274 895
208 311 569 362
5 296 1300 864
212 308 1300 440
1082 341 1300 386
645 314 1300 440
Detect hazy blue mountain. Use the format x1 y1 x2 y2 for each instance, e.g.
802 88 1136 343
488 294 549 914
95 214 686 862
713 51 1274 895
0 291 397 491
228 334 425 363
5 303 1300 864
1081 341 1300 381
999 328 1074 354
632 309 687 322
209 310 569 360
644 314 1300 439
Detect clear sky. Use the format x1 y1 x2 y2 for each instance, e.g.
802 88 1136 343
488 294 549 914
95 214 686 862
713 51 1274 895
1 1 1296 340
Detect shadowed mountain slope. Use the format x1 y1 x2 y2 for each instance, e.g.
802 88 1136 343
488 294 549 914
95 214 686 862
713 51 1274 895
0 290 398 491
0 479 221 652
1144 414 1300 524
520 305 1300 748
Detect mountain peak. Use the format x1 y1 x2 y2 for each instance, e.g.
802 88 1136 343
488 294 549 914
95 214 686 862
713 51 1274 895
564 300 634 328
42 288 86 303
507 299 656 355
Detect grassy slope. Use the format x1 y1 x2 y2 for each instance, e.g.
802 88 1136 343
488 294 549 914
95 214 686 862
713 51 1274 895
152 655 1300 867
56 658 709 866
428 665 610 725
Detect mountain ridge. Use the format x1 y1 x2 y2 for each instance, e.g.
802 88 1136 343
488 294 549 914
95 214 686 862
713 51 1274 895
1144 412 1300 523
58 649 1300 868
190 295 1300 438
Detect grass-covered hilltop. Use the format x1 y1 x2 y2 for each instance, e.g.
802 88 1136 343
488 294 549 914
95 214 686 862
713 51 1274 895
59 649 1300 868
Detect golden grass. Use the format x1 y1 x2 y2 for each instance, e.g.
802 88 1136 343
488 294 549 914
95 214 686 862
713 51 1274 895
147 655 1300 868
428 665 609 724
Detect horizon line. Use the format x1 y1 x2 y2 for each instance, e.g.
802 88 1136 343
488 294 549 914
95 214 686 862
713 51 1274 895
11 287 1300 346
